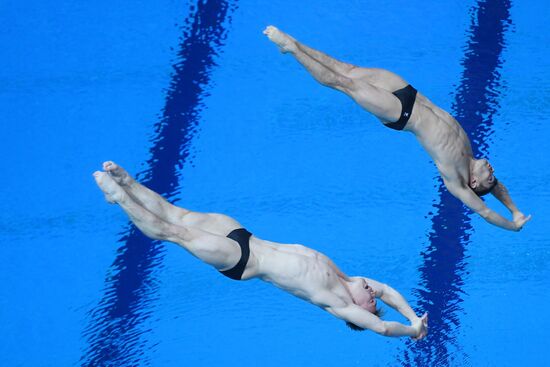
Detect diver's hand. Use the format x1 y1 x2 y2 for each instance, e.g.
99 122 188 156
513 212 532 231
411 313 428 341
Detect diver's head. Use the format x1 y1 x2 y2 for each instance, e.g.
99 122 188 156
470 158 498 196
345 278 383 331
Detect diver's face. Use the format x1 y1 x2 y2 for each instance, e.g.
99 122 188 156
350 279 377 313
472 159 496 191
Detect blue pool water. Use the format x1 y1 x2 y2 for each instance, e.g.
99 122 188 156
1 0 549 366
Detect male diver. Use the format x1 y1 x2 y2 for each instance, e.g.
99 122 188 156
94 161 428 339
264 26 530 232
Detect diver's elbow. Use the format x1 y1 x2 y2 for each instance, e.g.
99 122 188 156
374 322 390 336
478 208 492 219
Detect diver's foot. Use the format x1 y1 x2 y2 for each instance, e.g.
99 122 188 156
103 161 134 186
263 25 296 53
93 171 126 204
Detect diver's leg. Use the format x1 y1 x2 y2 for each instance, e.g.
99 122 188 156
295 41 410 92
103 161 243 235
265 26 409 94
94 171 242 270
264 25 351 90
347 67 410 92
296 39 410 93
103 161 189 221
264 26 355 75
294 41 357 77
288 30 409 91
265 27 401 122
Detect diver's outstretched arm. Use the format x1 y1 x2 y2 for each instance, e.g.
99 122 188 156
327 304 427 340
445 181 525 231
491 181 531 227
362 278 420 323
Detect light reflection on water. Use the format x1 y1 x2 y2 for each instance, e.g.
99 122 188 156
1 0 548 365
399 0 512 365
80 1 237 365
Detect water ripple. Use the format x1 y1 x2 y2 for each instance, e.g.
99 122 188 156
397 0 512 365
80 1 237 365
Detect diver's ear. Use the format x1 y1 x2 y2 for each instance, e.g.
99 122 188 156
470 176 479 189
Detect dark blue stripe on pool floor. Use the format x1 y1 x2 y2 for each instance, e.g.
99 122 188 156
80 1 237 366
399 1 511 366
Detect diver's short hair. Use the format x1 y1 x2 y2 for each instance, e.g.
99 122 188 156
345 307 385 331
474 177 498 197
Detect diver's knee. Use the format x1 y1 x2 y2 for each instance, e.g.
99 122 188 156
165 222 192 242
328 75 355 93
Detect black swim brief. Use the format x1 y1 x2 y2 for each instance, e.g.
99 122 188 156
219 228 252 280
385 84 417 130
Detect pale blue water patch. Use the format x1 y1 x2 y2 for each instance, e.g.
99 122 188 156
398 1 513 365
151 1 474 366
0 0 187 365
79 1 238 366
1 0 549 366
458 1 550 365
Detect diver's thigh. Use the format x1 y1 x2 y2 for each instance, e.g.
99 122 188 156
348 81 402 122
175 226 241 270
349 67 408 91
181 212 243 236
